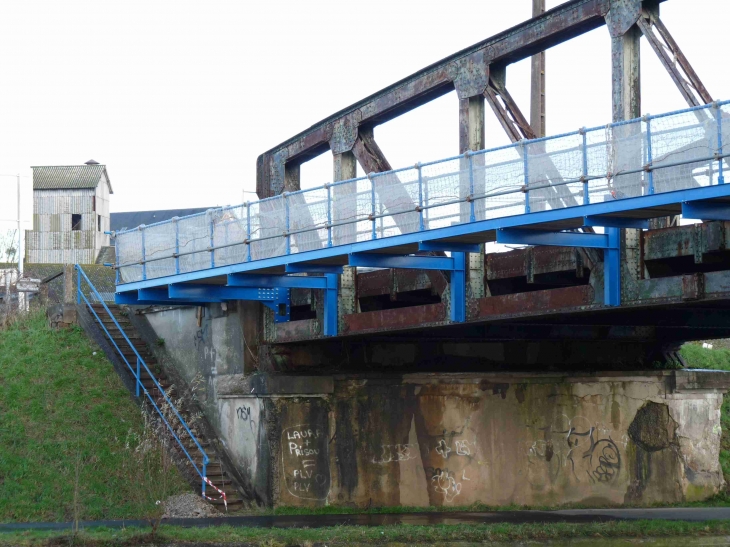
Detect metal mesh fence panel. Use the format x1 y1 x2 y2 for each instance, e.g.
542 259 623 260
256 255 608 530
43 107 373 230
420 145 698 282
113 101 730 284
213 206 248 267
527 133 584 212
144 220 177 280
250 196 286 261
651 110 716 193
178 212 212 274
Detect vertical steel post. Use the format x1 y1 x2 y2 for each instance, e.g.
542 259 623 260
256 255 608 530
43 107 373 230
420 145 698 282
246 202 252 262
522 141 530 214
716 103 725 185
115 241 120 285
136 356 141 397
645 116 655 195
76 265 81 304
140 227 147 281
450 252 466 322
326 184 333 247
581 128 589 205
174 218 180 275
209 211 215 268
604 227 621 306
417 163 425 231
284 193 291 255
201 463 207 498
370 175 377 240
468 153 476 223
323 273 338 336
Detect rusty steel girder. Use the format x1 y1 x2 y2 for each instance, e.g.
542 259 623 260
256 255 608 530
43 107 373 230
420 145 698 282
257 0 668 199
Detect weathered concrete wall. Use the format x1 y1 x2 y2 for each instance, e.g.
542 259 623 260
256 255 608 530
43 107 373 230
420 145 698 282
134 303 729 507
215 371 727 508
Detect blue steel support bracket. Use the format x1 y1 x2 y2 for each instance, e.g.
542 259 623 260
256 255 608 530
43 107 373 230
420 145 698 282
418 241 481 253
583 216 649 229
496 229 610 249
348 253 455 270
227 274 328 289
285 263 344 275
226 273 337 335
169 284 290 322
496 228 620 307
682 200 730 221
347 252 466 322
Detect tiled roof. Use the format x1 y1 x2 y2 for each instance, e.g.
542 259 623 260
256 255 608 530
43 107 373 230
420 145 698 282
32 165 113 193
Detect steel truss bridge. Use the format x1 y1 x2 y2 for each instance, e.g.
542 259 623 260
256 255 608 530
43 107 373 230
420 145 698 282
107 0 730 367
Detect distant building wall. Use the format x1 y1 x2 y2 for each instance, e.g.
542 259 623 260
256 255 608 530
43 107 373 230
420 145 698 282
26 185 110 264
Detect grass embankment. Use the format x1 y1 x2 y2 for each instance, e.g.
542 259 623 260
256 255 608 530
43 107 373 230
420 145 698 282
0 311 188 523
3 520 730 546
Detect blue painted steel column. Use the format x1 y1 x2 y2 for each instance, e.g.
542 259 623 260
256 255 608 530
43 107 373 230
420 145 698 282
604 227 621 306
717 103 725 185
136 356 141 397
284 193 291 255
645 116 655 195
323 273 338 336
76 265 81 304
450 252 466 322
245 202 252 262
370 175 377 240
522 141 530 214
326 184 333 247
208 211 215 268
581 128 589 205
468 152 475 223
174 218 180 275
417 163 425 231
140 226 147 281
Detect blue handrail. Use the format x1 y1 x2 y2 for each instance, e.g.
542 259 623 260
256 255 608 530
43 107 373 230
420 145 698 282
74 265 210 497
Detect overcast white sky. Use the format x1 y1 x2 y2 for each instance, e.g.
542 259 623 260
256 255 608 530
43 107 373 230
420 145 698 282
0 0 728 232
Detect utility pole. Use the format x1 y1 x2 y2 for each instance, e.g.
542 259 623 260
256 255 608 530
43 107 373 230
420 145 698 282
17 174 23 275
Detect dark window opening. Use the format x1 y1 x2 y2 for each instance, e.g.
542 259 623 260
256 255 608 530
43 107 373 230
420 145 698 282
98 215 101 232
92 196 96 212
71 214 82 231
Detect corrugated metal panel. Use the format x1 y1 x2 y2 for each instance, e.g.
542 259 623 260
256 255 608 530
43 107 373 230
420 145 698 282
32 165 112 192
26 249 96 264
33 191 94 214
25 230 94 250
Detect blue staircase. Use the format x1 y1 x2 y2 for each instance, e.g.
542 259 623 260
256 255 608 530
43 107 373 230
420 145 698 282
75 264 241 510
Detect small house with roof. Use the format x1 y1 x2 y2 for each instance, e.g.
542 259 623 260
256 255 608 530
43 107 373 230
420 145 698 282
25 160 113 264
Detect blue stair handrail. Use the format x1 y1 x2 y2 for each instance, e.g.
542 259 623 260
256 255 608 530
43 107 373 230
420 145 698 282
74 264 211 498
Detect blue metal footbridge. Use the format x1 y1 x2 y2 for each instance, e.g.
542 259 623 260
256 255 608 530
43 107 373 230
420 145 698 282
112 101 730 337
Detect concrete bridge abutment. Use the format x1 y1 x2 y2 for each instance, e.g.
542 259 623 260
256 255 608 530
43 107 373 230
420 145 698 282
120 303 730 510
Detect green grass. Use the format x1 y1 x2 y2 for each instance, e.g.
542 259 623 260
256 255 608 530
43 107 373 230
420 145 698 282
0 311 189 523
2 520 730 546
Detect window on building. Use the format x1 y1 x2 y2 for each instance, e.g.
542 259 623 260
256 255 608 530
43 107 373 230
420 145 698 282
72 214 82 231
98 215 101 232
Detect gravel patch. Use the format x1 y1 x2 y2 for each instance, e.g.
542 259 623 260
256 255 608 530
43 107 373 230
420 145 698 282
162 493 221 518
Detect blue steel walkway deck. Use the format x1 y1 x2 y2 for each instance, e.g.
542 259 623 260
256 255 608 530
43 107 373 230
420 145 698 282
113 101 730 336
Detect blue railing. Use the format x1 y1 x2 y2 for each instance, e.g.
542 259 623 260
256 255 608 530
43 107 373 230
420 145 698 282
75 265 210 498
114 100 730 285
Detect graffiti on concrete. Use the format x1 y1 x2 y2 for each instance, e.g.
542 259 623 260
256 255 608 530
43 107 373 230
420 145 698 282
430 469 462 503
526 414 622 486
282 425 330 500
372 443 419 464
236 404 257 434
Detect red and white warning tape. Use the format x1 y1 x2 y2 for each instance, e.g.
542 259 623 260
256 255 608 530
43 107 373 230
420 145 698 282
203 476 227 511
